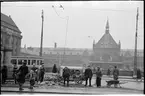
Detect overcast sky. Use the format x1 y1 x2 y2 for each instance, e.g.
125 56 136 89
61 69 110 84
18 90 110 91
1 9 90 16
1 1 144 49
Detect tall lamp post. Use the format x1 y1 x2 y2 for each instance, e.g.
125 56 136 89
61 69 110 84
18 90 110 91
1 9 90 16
52 5 69 66
40 10 44 57
133 7 139 78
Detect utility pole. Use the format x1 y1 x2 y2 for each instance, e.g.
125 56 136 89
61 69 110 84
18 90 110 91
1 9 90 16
40 10 44 57
133 7 139 77
62 16 69 66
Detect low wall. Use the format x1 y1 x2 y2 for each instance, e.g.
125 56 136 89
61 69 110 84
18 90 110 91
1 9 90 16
45 67 144 77
93 70 134 76
45 67 53 72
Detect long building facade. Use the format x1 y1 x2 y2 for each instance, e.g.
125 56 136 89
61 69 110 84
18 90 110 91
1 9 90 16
1 13 22 71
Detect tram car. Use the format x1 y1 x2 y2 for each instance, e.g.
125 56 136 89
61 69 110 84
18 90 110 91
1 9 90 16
7 56 44 79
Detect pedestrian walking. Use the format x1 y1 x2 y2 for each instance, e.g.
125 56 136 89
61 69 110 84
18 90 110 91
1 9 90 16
31 64 38 82
96 67 102 87
62 67 70 86
113 66 119 80
16 62 29 91
107 68 111 77
13 64 18 84
39 64 45 83
84 65 93 87
136 68 142 81
2 65 8 84
28 69 36 89
113 66 119 88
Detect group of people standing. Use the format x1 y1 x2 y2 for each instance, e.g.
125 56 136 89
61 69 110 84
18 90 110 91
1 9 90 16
62 65 119 87
107 66 119 80
84 65 103 87
11 62 45 90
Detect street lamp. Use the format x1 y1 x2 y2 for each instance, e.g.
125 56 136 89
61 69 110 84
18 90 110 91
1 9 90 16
40 10 44 57
52 4 69 66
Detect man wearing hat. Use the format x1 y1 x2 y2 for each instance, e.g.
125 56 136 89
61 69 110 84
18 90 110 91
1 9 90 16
84 65 93 87
16 61 29 91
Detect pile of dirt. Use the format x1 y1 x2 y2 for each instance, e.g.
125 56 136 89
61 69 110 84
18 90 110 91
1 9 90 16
40 73 63 86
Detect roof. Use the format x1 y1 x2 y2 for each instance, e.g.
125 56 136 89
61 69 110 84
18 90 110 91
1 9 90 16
1 13 21 33
89 61 123 64
60 65 83 69
95 33 119 48
94 19 119 48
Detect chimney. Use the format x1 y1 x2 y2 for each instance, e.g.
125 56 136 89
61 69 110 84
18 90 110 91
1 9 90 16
54 42 57 48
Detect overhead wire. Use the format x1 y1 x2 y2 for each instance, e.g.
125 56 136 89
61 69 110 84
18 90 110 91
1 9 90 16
52 5 67 19
52 5 69 65
2 4 143 14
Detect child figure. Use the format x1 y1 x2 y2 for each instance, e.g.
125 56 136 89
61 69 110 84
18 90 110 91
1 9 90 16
29 70 36 89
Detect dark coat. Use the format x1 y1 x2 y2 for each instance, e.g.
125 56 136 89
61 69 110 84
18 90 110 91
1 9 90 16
31 67 38 72
137 69 141 79
84 68 93 78
113 68 119 80
17 65 29 83
13 66 18 77
2 66 7 78
40 67 45 73
96 70 102 78
63 67 70 77
107 69 111 75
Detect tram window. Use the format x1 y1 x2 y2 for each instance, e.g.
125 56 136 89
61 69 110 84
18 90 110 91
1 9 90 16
18 60 23 65
37 60 39 65
24 60 27 65
11 59 17 64
32 60 36 65
28 60 30 65
40 60 42 64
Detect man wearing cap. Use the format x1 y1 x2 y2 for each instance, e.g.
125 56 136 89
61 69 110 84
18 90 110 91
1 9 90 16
84 65 93 87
